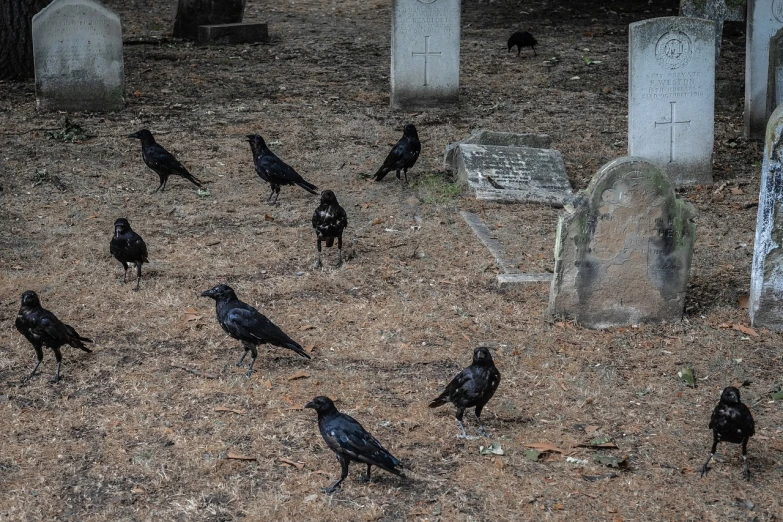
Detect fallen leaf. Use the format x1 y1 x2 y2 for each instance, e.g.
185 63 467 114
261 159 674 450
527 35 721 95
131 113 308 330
772 390 783 401
300 325 316 331
215 406 246 415
585 425 600 434
372 217 383 225
480 443 504 455
523 448 542 461
227 451 256 461
523 442 564 453
738 295 749 309
132 486 145 494
304 344 316 354
678 367 695 387
264 379 272 390
88 215 98 219
732 324 759 337
731 186 744 195
553 504 564 510
183 313 203 321
287 371 311 381
264 213 274 221
279 457 305 469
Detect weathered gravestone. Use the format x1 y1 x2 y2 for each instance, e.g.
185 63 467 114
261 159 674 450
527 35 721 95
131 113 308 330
750 104 783 329
444 129 552 173
32 0 124 112
679 0 746 59
391 0 460 110
454 144 572 206
548 157 697 329
767 27 783 118
628 17 715 186
745 0 783 139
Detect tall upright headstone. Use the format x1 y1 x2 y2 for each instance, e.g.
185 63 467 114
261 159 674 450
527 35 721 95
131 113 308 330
750 104 783 329
391 0 460 110
548 157 697 329
32 0 124 112
628 17 715 186
745 0 783 139
767 27 783 118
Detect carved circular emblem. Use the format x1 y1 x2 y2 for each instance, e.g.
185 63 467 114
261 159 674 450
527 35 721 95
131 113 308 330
655 29 692 70
774 0 783 23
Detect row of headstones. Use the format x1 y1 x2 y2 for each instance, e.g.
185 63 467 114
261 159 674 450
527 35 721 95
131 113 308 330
547 101 783 333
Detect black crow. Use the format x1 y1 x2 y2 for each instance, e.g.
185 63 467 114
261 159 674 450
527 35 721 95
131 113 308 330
507 31 537 56
110 218 149 291
246 134 319 205
429 347 501 438
312 190 348 268
305 396 403 493
15 291 93 383
700 386 755 480
128 129 203 192
372 124 421 183
200 284 310 376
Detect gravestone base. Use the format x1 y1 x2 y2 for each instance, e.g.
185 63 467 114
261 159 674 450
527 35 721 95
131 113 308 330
198 22 269 44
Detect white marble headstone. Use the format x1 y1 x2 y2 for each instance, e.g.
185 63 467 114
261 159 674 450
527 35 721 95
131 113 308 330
391 0 460 110
628 17 715 186
745 0 783 139
33 0 124 112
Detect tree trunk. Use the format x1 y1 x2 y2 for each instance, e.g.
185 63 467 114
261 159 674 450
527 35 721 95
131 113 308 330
0 0 50 80
172 0 246 41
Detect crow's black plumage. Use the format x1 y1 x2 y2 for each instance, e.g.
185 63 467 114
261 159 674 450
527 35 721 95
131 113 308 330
305 396 403 493
15 291 93 383
128 129 203 192
429 347 500 438
372 124 421 183
507 31 537 56
246 134 319 204
110 218 149 291
200 284 310 376
700 386 755 480
312 190 348 268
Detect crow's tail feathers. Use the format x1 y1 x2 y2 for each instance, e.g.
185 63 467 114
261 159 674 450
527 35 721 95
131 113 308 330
428 395 449 408
373 167 390 181
183 172 204 188
69 334 94 352
296 180 319 195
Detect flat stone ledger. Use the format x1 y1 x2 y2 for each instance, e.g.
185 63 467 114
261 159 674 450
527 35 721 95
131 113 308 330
391 0 460 110
455 144 572 206
444 129 552 173
33 0 124 112
548 156 697 329
745 0 783 139
628 17 715 186
750 104 783 329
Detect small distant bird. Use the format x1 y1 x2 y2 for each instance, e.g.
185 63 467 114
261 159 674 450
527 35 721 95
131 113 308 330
372 124 421 183
110 218 149 291
128 129 203 192
507 31 538 56
246 134 319 205
15 291 93 383
305 396 403 493
701 386 755 480
312 190 348 268
429 347 501 438
200 284 310 376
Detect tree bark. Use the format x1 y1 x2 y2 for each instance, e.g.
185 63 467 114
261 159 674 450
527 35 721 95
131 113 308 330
172 0 246 41
0 0 50 80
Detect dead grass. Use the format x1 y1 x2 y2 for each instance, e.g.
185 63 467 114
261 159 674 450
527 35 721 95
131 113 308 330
1 0 782 520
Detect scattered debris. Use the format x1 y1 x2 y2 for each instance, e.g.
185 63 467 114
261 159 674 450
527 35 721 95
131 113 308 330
678 367 696 387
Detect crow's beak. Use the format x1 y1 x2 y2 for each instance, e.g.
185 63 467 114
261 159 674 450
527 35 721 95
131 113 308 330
200 289 215 298
245 135 255 142
128 132 140 139
304 401 315 409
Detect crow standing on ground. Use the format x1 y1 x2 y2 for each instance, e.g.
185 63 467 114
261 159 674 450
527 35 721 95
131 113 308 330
15 291 93 383
312 190 348 268
507 31 538 56
700 386 755 480
305 396 403 493
200 284 310 376
110 218 149 291
128 129 203 192
246 134 319 204
429 347 501 438
372 123 421 183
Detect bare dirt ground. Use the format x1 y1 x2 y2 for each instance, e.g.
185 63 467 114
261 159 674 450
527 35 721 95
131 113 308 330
1 0 782 520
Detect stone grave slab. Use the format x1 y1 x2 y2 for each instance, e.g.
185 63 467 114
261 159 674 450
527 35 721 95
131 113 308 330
628 17 715 186
548 156 697 329
455 144 572 206
745 0 783 139
32 0 124 112
444 130 552 173
391 0 460 110
198 22 269 44
750 104 783 329
173 0 245 40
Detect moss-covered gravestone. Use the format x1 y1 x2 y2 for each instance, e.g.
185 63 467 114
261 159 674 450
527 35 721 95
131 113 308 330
548 157 697 328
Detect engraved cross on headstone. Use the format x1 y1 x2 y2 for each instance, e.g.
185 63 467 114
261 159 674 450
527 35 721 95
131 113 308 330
411 35 441 86
654 101 691 163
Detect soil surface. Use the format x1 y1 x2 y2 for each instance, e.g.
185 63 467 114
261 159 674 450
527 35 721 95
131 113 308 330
1 0 781 520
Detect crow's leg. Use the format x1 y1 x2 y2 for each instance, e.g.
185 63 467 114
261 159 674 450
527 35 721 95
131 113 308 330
51 347 63 383
455 407 477 439
270 185 281 205
246 345 259 377
236 346 249 367
160 175 169 192
121 262 129 283
395 169 401 181
134 261 143 291
266 186 275 203
403 168 409 184
324 454 349 493
25 346 44 381
154 179 165 193
742 438 750 480
475 405 490 438
336 235 343 267
532 47 537 57
314 238 323 268
700 436 719 477
360 464 372 483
